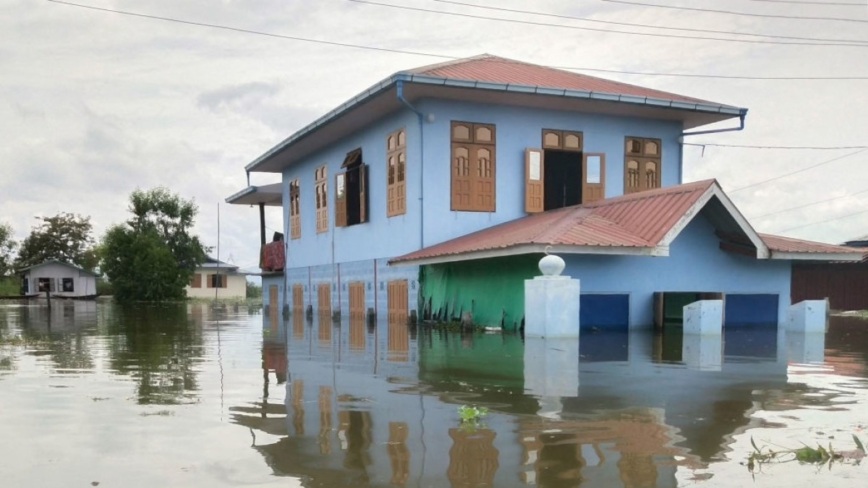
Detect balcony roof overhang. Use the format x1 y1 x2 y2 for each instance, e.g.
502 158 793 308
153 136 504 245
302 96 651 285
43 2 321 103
225 182 282 206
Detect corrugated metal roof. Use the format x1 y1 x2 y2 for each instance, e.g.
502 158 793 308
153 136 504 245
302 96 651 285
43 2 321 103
390 180 715 264
760 234 864 255
408 55 712 105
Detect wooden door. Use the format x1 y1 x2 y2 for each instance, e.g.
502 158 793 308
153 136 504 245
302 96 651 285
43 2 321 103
653 292 664 330
292 284 303 311
268 285 278 325
348 281 365 319
387 279 408 324
317 283 331 315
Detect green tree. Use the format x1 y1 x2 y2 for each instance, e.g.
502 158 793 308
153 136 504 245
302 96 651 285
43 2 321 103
0 222 16 277
14 213 97 271
102 187 207 301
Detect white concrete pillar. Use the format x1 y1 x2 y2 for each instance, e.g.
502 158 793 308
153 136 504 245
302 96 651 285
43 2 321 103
523 337 579 399
682 333 723 371
683 300 724 335
786 300 828 333
524 254 580 338
786 331 826 364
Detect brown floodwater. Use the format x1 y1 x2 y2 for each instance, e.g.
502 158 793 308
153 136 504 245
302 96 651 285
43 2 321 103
1 300 866 487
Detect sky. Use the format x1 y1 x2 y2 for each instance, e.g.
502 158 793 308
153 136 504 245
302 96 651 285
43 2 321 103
1 0 867 275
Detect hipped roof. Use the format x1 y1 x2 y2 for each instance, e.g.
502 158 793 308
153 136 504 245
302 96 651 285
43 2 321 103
245 54 745 173
390 180 863 266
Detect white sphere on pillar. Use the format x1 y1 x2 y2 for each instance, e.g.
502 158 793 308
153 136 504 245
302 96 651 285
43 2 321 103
539 254 565 277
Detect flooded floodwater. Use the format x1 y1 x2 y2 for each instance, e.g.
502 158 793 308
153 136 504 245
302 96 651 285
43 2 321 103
1 301 866 487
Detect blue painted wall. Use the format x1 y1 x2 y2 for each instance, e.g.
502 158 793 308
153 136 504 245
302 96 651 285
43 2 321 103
415 98 684 247
563 211 792 329
280 97 684 268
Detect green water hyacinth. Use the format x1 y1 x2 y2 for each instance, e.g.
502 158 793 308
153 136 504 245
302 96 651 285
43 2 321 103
457 405 489 423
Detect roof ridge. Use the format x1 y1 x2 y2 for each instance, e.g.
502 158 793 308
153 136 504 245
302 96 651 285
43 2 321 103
582 179 717 209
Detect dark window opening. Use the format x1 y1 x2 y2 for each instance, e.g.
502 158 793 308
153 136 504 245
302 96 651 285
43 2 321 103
210 274 225 288
543 149 583 211
37 277 53 292
335 148 368 227
62 278 74 292
22 277 29 293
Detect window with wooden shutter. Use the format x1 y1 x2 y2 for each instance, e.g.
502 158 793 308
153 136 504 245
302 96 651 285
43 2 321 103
582 153 606 204
524 148 544 213
335 172 347 227
386 128 406 217
190 273 202 288
623 137 661 194
315 165 328 233
289 179 301 239
450 121 495 212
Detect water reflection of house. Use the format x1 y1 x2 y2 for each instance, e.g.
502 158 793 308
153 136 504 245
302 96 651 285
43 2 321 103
231 319 795 486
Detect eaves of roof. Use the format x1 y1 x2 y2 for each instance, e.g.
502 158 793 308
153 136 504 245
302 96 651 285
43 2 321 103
245 73 746 174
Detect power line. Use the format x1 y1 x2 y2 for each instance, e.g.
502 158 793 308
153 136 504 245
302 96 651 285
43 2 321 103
46 1 868 80
750 188 868 219
595 0 868 23
778 208 868 233
349 0 868 47
432 0 868 44
742 0 864 6
686 143 868 150
728 148 868 193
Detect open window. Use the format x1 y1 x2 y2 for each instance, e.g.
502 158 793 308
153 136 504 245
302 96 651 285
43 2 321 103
289 179 301 239
208 274 227 289
525 129 604 213
315 165 328 233
335 148 369 227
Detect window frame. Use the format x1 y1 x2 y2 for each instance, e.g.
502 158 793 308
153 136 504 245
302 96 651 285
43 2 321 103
315 165 328 233
386 128 407 217
623 136 662 194
450 121 496 212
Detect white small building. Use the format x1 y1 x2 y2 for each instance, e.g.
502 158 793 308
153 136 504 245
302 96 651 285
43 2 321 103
186 256 248 299
20 260 98 298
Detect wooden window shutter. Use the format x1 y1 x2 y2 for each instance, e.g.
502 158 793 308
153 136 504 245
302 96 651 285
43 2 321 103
221 275 228 288
191 273 201 288
474 145 495 211
582 153 606 204
542 129 561 149
206 274 213 288
623 137 661 194
524 148 544 213
451 144 472 210
335 171 348 227
359 164 368 223
387 129 406 218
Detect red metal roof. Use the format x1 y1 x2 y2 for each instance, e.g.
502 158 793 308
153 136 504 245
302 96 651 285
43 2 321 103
760 233 864 256
408 54 713 105
390 180 716 264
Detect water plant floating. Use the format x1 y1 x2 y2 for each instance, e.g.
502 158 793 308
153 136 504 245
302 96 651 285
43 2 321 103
746 435 866 477
457 405 489 424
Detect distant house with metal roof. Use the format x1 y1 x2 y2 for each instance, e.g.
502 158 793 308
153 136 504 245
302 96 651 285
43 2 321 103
185 256 248 300
19 260 97 298
791 234 868 311
227 54 861 329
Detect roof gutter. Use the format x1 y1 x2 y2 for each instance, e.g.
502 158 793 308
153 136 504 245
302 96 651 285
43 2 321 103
680 109 748 138
396 80 426 249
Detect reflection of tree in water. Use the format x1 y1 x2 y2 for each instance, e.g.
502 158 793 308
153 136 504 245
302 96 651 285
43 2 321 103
105 303 202 404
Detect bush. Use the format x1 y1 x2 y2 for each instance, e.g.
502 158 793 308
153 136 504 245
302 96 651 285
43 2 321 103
0 277 19 296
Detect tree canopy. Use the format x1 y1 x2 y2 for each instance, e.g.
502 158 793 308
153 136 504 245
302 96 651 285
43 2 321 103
14 213 98 271
102 187 207 301
0 222 16 277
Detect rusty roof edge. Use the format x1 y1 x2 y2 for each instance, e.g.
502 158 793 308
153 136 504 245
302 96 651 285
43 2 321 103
769 250 864 261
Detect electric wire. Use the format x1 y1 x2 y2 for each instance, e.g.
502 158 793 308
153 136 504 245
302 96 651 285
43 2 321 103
595 0 868 23
750 188 868 219
728 148 868 193
685 143 868 150
432 0 868 44
349 0 868 47
778 208 868 232
46 1 868 80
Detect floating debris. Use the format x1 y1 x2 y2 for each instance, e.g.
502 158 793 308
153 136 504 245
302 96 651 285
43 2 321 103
746 435 866 477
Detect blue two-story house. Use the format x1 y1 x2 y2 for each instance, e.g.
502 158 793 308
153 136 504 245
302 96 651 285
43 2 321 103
228 54 861 330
